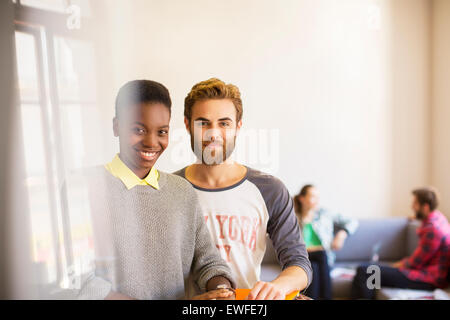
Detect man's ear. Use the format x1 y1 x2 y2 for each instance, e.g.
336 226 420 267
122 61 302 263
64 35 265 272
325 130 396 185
235 119 243 136
184 117 191 135
113 117 119 137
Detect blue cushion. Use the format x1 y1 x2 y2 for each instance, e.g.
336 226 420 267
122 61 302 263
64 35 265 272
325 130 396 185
335 218 410 262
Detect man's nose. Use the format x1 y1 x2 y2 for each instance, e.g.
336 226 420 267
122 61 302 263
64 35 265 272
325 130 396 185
205 127 222 141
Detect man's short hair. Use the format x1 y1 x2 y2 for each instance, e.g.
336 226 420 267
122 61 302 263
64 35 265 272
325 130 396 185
115 80 172 117
184 78 243 123
412 187 439 211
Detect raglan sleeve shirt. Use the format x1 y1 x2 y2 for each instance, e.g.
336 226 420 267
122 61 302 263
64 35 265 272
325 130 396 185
248 171 313 289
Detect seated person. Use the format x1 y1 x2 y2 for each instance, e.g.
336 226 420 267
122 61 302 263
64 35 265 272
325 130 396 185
78 80 235 300
294 184 358 299
351 187 450 299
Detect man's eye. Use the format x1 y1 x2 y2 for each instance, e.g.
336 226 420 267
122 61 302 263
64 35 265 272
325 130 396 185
159 130 168 135
220 122 230 127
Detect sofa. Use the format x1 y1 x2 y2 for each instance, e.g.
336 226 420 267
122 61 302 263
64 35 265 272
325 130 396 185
261 217 450 300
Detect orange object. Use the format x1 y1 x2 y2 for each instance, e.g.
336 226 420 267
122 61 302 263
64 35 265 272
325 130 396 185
235 288 299 300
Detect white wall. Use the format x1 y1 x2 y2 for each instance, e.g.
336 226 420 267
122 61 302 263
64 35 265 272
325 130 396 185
431 0 450 218
87 0 433 218
388 0 431 217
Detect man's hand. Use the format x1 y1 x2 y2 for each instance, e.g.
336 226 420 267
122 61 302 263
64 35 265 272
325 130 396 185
247 266 308 300
246 281 287 300
391 260 404 269
331 230 348 251
191 289 235 300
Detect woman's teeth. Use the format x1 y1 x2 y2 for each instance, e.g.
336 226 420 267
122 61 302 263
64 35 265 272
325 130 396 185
140 151 157 159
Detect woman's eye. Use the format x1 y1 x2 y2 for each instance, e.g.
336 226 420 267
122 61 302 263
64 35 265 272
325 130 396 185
134 128 145 134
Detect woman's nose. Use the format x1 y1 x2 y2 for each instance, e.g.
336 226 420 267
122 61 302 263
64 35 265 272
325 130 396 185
142 133 159 148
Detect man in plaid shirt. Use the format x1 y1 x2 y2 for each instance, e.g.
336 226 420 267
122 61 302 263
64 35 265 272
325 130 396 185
352 187 450 299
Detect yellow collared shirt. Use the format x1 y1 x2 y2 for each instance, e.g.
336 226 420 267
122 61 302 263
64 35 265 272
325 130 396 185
105 154 159 190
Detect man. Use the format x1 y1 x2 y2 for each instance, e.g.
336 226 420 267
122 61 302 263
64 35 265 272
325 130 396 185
78 80 235 300
351 187 450 299
174 78 312 300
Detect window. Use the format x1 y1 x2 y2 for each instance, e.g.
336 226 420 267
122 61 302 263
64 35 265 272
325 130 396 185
13 0 97 298
20 0 68 13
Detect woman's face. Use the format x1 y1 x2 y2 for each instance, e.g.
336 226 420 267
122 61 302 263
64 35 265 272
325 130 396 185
299 187 320 212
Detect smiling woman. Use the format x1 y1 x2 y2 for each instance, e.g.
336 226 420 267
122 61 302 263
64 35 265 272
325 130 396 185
113 80 172 179
115 102 170 178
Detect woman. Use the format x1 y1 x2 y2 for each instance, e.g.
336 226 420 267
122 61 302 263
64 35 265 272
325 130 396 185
294 184 358 300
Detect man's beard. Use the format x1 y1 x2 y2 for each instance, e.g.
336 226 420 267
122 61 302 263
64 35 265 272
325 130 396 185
415 210 425 220
190 133 237 166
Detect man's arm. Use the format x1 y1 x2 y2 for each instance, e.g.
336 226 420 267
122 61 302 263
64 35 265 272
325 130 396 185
247 172 312 300
399 227 441 269
247 266 308 300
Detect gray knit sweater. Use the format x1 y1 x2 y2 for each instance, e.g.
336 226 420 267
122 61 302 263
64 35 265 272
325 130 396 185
77 166 235 300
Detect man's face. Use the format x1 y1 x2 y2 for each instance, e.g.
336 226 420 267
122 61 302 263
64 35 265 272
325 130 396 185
114 103 170 177
412 196 426 220
185 99 242 165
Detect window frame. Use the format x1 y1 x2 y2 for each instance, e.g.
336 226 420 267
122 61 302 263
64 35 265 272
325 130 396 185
13 0 98 292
